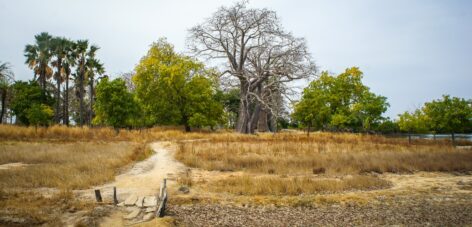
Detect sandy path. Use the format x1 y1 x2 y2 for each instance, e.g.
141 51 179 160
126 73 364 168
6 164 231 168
77 141 186 201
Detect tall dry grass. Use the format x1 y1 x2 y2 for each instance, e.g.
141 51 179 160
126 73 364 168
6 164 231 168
209 175 391 195
0 141 150 189
3 124 468 146
176 139 472 175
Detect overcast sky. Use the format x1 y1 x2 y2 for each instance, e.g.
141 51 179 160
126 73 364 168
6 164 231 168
0 0 471 118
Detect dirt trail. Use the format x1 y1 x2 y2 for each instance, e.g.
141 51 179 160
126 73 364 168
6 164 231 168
0 162 30 170
77 141 186 201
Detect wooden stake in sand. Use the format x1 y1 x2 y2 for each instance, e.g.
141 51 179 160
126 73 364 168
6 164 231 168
94 189 102 203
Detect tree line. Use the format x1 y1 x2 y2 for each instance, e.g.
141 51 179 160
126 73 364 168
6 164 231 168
0 1 471 135
398 95 472 144
0 32 104 126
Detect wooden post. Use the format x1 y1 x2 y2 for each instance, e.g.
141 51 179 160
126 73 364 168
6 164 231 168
94 189 102 203
157 191 167 217
156 178 168 218
113 187 118 205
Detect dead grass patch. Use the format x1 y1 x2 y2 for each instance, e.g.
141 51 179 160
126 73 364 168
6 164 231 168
208 175 390 196
0 141 150 189
0 189 94 226
176 140 472 174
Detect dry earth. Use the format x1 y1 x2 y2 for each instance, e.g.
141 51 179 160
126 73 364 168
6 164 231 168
10 141 469 226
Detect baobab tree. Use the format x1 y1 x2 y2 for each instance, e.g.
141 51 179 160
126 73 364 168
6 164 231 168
188 1 315 133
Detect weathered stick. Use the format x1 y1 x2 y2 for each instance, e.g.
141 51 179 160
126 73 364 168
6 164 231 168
113 187 118 205
159 178 167 199
94 189 102 203
156 178 168 217
157 191 167 217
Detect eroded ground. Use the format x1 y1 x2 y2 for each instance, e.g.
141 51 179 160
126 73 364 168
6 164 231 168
1 140 472 226
166 162 472 226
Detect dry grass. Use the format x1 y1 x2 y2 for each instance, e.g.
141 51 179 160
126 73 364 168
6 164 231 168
0 141 149 189
0 124 207 142
3 124 470 145
176 139 472 175
209 175 391 196
0 189 94 226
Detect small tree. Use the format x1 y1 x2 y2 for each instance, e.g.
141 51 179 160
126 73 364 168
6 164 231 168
93 77 139 129
10 81 54 125
292 68 388 133
398 110 428 144
423 95 472 145
27 103 53 127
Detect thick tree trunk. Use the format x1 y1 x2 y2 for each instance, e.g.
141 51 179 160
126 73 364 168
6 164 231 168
257 108 268 132
236 81 250 134
248 101 261 134
248 85 263 134
408 132 412 144
268 111 277 132
0 88 6 124
55 58 62 124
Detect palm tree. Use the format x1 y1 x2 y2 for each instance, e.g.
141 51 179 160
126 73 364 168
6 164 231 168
24 32 53 99
75 40 102 126
86 58 105 125
62 42 77 126
0 62 14 123
75 40 88 126
50 37 74 124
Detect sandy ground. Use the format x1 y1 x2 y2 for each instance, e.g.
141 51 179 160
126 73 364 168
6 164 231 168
72 142 472 226
76 141 186 202
0 162 30 170
77 142 187 227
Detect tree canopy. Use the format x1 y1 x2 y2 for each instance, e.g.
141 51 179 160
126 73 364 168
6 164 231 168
133 39 224 131
188 1 316 133
10 81 53 125
93 77 139 129
292 67 389 132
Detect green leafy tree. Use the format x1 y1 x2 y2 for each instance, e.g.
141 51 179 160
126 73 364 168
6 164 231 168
375 118 399 134
423 95 472 145
293 67 389 133
398 110 428 144
86 58 105 125
27 103 53 127
217 88 240 128
93 77 139 129
133 39 224 131
10 81 53 125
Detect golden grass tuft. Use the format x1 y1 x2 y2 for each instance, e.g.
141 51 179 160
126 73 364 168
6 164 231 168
209 175 391 196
